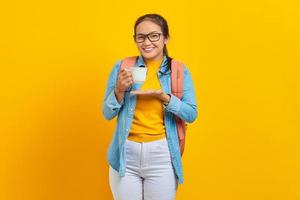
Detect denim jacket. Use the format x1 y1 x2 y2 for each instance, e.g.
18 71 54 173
102 55 197 184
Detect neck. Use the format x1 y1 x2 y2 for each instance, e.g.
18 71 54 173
144 54 164 64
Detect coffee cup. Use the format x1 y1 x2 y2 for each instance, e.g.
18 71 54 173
125 67 147 83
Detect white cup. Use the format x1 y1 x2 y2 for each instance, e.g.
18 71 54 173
125 67 147 83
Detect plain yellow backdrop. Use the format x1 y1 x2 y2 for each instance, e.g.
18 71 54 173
1 0 299 199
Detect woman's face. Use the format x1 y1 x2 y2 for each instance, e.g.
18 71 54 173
135 20 168 61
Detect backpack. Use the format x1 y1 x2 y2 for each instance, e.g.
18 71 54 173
120 56 187 156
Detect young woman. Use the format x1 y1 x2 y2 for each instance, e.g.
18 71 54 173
102 13 198 200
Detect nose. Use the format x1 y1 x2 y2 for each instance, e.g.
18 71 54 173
143 36 152 45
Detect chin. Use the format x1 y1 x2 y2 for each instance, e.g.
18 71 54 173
142 54 155 60
141 52 161 61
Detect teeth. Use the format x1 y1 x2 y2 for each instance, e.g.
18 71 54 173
144 48 154 52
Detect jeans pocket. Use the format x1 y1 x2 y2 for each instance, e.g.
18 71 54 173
149 139 172 166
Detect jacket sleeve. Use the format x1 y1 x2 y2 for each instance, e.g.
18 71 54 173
164 66 198 123
102 61 124 120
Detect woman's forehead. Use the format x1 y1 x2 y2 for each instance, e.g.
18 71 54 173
136 21 162 34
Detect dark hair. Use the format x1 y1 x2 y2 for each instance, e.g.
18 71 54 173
134 13 172 68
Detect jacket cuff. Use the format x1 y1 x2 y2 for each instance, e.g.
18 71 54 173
107 88 124 108
163 93 182 114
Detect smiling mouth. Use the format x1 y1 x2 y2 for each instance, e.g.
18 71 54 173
142 47 155 53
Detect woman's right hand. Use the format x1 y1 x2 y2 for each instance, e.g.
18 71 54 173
115 68 134 93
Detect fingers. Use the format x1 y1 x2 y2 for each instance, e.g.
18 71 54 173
130 90 139 95
119 71 133 84
117 77 133 92
130 90 162 96
116 68 135 92
119 69 133 78
120 76 133 84
121 79 133 86
118 68 133 80
130 90 150 95
122 74 133 80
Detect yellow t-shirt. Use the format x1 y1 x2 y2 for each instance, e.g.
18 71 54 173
127 58 166 142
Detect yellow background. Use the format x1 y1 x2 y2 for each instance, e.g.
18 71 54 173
1 0 299 199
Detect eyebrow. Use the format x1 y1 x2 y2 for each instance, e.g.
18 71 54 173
136 31 160 35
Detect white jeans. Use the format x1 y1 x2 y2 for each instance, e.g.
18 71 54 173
109 137 178 200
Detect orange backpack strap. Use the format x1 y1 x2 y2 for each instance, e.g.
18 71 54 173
171 59 184 99
171 59 186 156
120 56 138 70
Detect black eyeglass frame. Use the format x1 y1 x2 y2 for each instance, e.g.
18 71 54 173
133 32 163 43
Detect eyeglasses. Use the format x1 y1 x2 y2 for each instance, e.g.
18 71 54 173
133 32 163 43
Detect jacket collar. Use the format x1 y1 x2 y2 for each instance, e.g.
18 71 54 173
136 54 171 75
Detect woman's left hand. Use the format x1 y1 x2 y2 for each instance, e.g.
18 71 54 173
130 89 170 103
